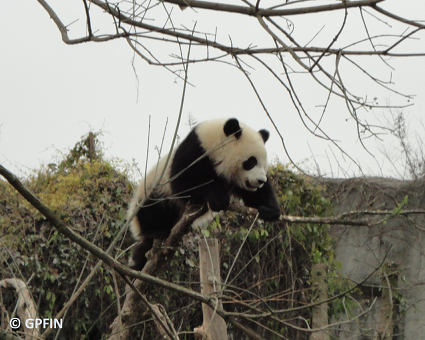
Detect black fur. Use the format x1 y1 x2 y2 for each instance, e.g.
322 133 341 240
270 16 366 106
259 129 269 143
233 178 281 221
130 238 154 271
131 195 182 270
223 118 242 139
129 119 281 271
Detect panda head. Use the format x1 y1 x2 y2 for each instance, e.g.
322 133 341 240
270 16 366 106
197 118 270 191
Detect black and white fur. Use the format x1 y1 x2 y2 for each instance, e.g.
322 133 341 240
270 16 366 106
127 118 281 270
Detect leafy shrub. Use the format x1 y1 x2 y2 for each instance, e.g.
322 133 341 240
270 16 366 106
1 137 346 339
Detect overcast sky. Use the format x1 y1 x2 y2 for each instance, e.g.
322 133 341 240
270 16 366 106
1 0 424 179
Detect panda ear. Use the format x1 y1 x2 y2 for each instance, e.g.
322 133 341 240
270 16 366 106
223 118 242 139
259 129 269 143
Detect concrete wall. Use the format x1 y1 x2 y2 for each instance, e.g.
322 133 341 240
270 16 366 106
323 177 425 339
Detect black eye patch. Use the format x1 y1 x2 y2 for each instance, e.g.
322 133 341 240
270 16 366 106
243 156 257 170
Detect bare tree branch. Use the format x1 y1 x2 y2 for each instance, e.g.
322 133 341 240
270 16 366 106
161 0 385 17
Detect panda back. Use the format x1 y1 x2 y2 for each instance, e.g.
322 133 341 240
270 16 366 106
127 150 174 239
170 128 218 204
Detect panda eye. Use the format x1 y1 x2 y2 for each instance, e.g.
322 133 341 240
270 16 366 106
243 156 257 171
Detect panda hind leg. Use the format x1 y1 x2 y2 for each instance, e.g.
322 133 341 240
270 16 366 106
129 238 154 271
130 198 183 271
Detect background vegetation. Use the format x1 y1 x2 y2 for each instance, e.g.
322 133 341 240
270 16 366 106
1 133 342 339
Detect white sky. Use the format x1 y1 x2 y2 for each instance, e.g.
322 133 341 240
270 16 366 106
1 0 424 179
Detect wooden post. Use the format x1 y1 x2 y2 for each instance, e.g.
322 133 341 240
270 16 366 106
310 263 329 340
88 131 95 161
194 238 228 339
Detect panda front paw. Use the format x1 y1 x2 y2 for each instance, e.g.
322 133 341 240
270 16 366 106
258 206 281 221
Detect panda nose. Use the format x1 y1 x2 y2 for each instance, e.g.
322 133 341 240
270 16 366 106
258 179 266 185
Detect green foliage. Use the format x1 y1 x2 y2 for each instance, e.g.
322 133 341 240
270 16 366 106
271 164 357 321
140 162 343 339
1 133 348 339
0 132 133 339
270 163 333 262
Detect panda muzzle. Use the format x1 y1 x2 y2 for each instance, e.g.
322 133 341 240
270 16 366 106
245 179 265 190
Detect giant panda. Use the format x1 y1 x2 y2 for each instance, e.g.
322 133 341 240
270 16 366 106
127 118 281 270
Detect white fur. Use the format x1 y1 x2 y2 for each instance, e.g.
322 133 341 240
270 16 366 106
128 118 268 240
127 150 175 240
196 119 268 191
192 211 218 229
